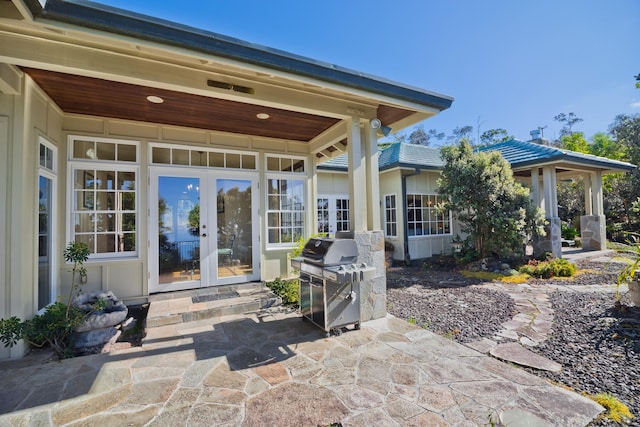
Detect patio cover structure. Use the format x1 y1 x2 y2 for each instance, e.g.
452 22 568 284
0 0 453 358
480 139 637 257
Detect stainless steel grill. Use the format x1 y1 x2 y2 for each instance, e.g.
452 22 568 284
291 234 375 336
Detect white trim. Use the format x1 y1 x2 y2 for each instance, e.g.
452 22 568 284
383 193 398 238
148 142 258 169
405 192 452 238
67 134 140 164
37 136 58 311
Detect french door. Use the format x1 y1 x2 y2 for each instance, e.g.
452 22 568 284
317 195 350 236
149 168 259 293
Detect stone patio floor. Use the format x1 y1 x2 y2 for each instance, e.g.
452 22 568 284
0 249 616 426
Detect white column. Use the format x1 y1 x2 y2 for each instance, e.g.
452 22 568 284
309 155 319 235
347 117 366 232
363 120 380 230
592 171 604 216
530 168 541 209
542 166 558 218
583 173 593 215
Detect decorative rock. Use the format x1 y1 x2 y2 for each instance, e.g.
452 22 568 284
490 342 562 372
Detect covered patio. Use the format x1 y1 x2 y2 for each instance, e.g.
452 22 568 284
481 139 637 258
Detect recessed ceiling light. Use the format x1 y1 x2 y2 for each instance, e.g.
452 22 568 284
256 113 270 120
146 95 164 104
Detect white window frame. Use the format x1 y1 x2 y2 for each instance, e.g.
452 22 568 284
384 194 398 237
148 143 258 170
265 154 307 248
67 136 140 260
406 193 452 238
38 137 58 311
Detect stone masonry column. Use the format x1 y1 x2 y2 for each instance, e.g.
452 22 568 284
347 117 386 321
580 172 606 250
533 166 562 258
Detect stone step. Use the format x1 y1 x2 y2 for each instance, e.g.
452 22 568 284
146 282 282 328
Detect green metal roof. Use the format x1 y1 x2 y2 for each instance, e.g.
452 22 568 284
318 143 443 172
478 139 636 172
319 140 637 173
23 0 454 112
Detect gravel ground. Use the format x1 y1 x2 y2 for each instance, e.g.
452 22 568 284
386 259 639 426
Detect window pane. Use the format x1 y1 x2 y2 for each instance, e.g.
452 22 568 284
122 214 136 231
74 214 94 233
121 192 135 210
191 151 207 167
227 153 241 169
242 155 256 170
96 142 116 161
96 234 116 253
73 140 94 159
292 160 305 173
95 213 115 232
75 234 94 254
95 170 115 190
122 233 136 251
173 149 189 165
96 192 115 210
152 147 170 164
118 172 136 190
118 144 137 162
267 157 279 171
280 157 292 172
210 152 224 167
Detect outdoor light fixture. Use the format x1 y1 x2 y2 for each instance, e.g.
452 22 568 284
146 95 164 104
370 118 392 137
256 113 270 119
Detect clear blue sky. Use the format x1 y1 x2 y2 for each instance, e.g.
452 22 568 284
98 0 639 143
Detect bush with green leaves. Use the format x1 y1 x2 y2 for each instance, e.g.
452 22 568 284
0 241 90 358
267 278 299 306
519 257 577 278
437 140 546 259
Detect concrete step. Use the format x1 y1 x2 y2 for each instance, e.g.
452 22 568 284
146 282 282 328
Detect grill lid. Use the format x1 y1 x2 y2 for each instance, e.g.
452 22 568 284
301 237 359 266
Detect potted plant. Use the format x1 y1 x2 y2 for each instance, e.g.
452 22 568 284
0 241 90 358
615 241 640 306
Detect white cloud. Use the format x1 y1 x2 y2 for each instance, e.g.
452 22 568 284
631 101 640 109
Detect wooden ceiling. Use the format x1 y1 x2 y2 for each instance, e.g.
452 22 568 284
24 68 339 142
24 68 414 144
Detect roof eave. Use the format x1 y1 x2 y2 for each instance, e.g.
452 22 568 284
27 0 453 112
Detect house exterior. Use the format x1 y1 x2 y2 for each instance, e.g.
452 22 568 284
0 0 454 358
318 140 636 262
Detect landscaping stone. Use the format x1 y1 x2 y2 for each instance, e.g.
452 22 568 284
491 342 562 372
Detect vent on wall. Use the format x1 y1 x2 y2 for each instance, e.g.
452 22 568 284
207 79 255 94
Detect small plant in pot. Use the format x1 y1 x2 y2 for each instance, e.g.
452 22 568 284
615 240 640 306
0 241 90 358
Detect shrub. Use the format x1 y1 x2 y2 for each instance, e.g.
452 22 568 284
518 257 576 278
267 278 299 306
561 223 579 240
0 301 86 358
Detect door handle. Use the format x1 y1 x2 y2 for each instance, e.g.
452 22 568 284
201 233 207 237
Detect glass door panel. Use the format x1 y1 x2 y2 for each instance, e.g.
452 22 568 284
157 176 202 287
38 176 52 309
216 179 253 279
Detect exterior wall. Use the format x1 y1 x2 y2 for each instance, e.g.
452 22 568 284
379 169 404 260
59 115 311 299
2 73 317 359
1 75 64 358
404 171 455 260
317 170 348 195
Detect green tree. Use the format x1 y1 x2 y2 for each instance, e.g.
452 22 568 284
479 128 513 146
560 132 589 153
437 141 546 258
554 112 583 137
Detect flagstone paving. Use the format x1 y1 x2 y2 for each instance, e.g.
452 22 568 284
0 309 603 426
0 249 618 426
